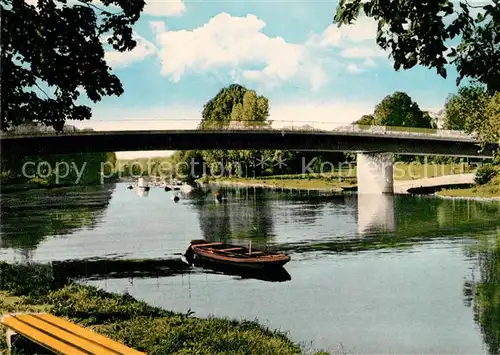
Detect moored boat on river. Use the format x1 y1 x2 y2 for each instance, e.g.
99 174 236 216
184 239 290 269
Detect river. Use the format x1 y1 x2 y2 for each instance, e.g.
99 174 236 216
1 182 499 354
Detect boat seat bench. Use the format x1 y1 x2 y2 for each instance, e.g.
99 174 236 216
218 247 244 252
1 312 145 355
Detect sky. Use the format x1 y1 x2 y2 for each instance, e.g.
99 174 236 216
58 0 476 159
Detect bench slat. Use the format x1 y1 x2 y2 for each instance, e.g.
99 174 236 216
15 314 121 355
38 313 145 355
1 315 89 355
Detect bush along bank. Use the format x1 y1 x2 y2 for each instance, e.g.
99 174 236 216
0 262 330 355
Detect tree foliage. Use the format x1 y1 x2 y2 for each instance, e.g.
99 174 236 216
356 91 433 128
199 84 269 129
355 114 374 125
1 0 145 132
442 85 500 145
334 0 500 93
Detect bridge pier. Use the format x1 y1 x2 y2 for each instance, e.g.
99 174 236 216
356 153 394 194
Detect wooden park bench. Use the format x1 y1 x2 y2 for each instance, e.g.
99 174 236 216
1 312 146 354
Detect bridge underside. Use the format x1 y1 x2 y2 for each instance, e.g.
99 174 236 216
1 131 497 158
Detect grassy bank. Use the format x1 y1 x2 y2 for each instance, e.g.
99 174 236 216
437 175 500 199
200 163 475 191
0 262 329 355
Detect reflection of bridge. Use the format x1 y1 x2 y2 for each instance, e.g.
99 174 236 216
2 119 498 194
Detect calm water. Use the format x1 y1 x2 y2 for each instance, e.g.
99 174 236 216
1 183 500 354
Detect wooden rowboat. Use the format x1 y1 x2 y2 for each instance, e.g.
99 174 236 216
184 239 290 269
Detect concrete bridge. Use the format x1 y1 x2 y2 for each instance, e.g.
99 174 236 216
1 120 497 195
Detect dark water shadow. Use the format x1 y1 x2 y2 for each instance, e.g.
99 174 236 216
189 259 291 283
52 257 191 283
52 256 291 284
407 183 475 194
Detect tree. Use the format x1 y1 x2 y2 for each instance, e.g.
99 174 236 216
481 92 500 152
442 85 490 130
242 90 269 123
372 91 433 128
230 103 244 122
199 84 269 129
195 84 271 176
334 0 500 93
1 0 145 132
442 85 499 145
199 84 248 128
355 114 374 125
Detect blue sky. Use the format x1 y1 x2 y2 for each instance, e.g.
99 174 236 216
65 0 471 157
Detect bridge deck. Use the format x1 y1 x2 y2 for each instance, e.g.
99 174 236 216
1 125 497 157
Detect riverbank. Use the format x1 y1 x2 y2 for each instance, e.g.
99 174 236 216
201 176 356 192
436 175 500 200
0 262 329 355
200 173 499 200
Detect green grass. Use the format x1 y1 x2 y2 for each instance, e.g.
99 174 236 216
207 176 355 190
0 262 330 355
438 175 500 198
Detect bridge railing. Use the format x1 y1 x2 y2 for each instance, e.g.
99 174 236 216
0 119 477 141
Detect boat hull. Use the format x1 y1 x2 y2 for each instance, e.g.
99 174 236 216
185 240 290 270
192 253 289 269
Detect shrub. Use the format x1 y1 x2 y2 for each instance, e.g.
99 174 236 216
474 164 498 185
0 262 54 298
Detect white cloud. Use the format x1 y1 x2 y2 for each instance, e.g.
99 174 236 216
307 16 378 48
106 11 390 88
142 0 185 17
340 45 387 59
364 57 377 67
306 14 390 72
105 34 158 68
151 13 329 90
346 64 365 74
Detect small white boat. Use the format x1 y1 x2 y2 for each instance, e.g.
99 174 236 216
180 185 194 193
137 177 149 188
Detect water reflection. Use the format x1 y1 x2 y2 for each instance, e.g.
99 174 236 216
192 186 274 245
0 184 115 250
190 259 291 282
356 193 396 234
135 187 149 197
465 231 500 354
